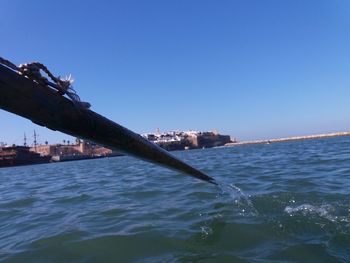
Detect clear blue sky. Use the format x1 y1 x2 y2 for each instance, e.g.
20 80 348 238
1 0 350 145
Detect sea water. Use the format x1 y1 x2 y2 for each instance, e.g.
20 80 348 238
1 136 350 262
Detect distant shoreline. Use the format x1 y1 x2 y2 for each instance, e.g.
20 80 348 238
225 132 350 147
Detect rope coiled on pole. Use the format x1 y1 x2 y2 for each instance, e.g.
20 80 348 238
0 56 90 109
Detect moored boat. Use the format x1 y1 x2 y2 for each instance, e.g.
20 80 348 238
0 146 51 168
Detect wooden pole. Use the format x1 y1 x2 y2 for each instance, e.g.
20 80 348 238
0 64 216 184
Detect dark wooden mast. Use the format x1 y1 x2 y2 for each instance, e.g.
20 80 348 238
0 64 216 184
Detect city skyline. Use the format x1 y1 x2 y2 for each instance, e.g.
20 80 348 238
1 0 350 143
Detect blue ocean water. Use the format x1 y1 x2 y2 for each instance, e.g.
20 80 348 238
1 136 350 262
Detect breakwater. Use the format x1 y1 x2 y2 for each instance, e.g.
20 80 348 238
225 131 350 147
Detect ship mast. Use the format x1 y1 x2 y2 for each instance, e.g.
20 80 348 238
33 130 37 152
23 133 27 147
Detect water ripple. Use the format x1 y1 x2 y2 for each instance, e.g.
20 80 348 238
1 137 350 262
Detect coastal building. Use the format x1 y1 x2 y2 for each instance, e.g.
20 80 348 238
1 129 232 167
142 130 233 151
30 139 120 161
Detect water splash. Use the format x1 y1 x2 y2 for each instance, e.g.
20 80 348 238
197 181 258 238
216 182 258 216
200 226 213 236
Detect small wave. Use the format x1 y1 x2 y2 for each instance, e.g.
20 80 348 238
53 194 91 204
1 197 37 208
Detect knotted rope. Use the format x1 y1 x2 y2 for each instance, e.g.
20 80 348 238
0 56 90 109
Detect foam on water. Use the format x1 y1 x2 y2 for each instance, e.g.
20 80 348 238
285 204 335 220
284 203 350 224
